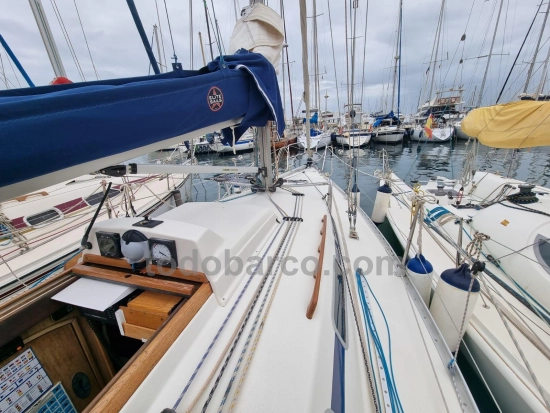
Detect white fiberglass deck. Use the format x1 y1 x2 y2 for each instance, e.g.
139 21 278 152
113 167 473 413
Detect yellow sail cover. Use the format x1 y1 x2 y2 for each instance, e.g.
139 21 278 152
461 100 550 148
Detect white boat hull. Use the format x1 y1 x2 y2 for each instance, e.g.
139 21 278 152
373 130 404 143
210 138 255 153
385 172 550 413
455 124 471 140
410 126 453 142
297 132 332 150
335 132 371 147
0 173 189 294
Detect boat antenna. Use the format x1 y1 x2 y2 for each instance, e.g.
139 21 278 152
80 182 112 250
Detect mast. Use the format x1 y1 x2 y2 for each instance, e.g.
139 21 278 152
282 43 286 121
312 0 319 111
350 0 358 123
28 0 66 78
495 1 543 104
189 0 193 69
427 0 445 108
536 43 550 99
477 0 504 107
524 0 550 94
299 0 312 159
390 4 398 113
397 0 403 120
251 0 273 188
153 25 163 73
280 0 286 121
203 1 214 61
198 32 207 66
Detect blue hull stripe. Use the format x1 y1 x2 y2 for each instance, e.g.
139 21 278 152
331 335 345 413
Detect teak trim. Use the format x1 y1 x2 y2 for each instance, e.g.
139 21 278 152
84 282 212 413
82 254 209 284
12 191 49 202
72 263 197 296
306 215 327 319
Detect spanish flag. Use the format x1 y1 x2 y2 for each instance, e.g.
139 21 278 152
424 114 433 139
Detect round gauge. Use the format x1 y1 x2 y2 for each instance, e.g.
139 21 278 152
151 243 172 263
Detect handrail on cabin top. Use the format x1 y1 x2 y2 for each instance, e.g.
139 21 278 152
306 215 327 319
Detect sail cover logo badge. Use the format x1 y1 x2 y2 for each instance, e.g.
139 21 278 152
207 86 224 111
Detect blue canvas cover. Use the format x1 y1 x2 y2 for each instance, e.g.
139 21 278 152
0 50 283 197
302 112 319 124
372 110 400 127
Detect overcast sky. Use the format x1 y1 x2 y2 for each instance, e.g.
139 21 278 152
0 0 547 118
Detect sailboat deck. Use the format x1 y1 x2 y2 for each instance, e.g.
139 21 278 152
86 167 471 413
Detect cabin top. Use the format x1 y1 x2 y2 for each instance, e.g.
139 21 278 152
84 202 277 305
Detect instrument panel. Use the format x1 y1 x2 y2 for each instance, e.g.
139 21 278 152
149 238 177 267
96 231 178 267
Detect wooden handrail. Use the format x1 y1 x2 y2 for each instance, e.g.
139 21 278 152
306 215 327 319
72 263 197 296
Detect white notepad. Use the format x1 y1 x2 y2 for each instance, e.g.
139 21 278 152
52 278 135 311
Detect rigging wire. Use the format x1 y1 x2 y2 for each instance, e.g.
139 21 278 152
496 1 544 103
359 0 369 110
326 0 340 112
163 0 178 65
50 0 86 81
0 50 16 89
73 0 99 80
210 0 226 56
4 47 21 88
154 0 168 71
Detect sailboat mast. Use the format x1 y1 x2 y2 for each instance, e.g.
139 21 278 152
344 0 350 110
312 0 319 111
189 0 193 69
428 0 445 107
524 0 550 94
397 0 402 119
153 25 163 72
477 0 504 107
299 0 312 158
203 1 214 60
390 3 401 110
536 43 550 99
28 0 66 78
350 0 358 123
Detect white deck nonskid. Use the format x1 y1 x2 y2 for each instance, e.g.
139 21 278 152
118 167 471 412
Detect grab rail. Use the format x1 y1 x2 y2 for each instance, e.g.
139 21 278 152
306 215 327 319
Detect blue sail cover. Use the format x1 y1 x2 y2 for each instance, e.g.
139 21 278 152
372 110 400 127
302 112 318 124
0 50 283 200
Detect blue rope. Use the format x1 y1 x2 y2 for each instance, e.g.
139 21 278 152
356 269 404 413
30 249 82 288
